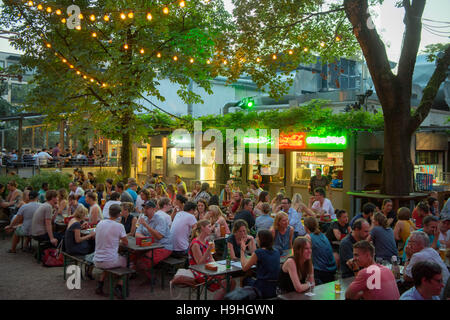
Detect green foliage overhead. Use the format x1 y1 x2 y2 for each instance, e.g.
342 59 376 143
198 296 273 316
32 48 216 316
422 43 450 62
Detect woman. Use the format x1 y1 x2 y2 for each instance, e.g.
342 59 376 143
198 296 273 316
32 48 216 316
381 199 397 228
120 202 137 236
370 212 398 261
393 207 416 257
291 193 314 217
206 205 230 237
195 198 208 221
82 181 93 193
271 193 284 213
189 220 235 300
96 183 105 207
85 192 103 225
78 171 86 186
427 197 440 217
166 184 177 203
254 191 269 217
279 237 315 294
105 178 114 199
136 189 150 213
271 211 294 254
255 203 274 233
304 217 337 284
155 183 169 199
190 181 202 200
64 205 95 255
219 183 233 207
240 229 281 299
227 219 256 259
67 194 79 216
55 188 69 221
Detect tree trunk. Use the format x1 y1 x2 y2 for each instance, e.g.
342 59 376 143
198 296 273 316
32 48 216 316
121 129 132 180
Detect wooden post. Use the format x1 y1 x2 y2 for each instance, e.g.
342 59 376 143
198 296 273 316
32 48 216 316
59 120 65 150
31 127 35 150
18 117 23 160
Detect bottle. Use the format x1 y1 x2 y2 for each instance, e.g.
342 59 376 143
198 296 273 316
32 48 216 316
226 251 231 269
391 256 400 280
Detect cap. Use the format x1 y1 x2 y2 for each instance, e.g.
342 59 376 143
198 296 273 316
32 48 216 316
143 200 156 208
440 211 450 222
174 174 180 178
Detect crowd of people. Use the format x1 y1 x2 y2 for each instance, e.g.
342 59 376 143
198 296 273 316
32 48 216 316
1 170 450 300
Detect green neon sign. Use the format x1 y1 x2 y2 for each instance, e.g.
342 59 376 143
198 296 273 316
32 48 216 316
243 136 273 145
306 136 347 146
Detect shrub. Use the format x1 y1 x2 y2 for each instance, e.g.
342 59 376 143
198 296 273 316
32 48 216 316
94 169 121 185
28 172 72 191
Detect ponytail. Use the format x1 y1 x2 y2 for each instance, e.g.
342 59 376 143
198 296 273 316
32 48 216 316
190 219 210 242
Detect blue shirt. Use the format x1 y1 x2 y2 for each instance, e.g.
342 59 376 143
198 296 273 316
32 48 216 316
310 233 337 273
136 213 171 250
350 213 371 228
78 196 90 210
287 208 306 236
400 287 440 300
402 228 441 261
255 214 274 232
126 188 138 204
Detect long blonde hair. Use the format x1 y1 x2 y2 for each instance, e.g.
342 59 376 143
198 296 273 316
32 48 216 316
273 211 289 232
73 205 88 220
292 237 313 283
190 219 210 242
291 193 304 209
208 205 226 225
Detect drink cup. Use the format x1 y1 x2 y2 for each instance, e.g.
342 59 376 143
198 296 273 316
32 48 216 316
439 248 446 261
334 281 341 293
209 241 215 254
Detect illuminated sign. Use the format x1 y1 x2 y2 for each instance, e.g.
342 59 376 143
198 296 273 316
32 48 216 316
306 136 347 146
243 136 273 145
279 133 306 149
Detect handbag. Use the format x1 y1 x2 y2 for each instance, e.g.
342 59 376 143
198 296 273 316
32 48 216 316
169 268 197 299
42 240 64 267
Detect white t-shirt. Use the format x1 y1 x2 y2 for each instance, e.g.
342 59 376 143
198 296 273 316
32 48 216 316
312 198 336 219
405 247 449 287
156 210 172 228
94 219 126 263
135 195 145 212
36 151 53 165
69 187 84 198
170 211 197 252
438 230 449 244
102 200 121 219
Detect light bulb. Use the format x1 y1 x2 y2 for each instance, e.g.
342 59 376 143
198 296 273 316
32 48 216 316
90 15 96 21
180 1 186 8
46 7 52 13
288 50 293 55
163 7 169 14
140 48 145 54
256 57 261 62
303 47 308 52
190 58 194 63
78 13 83 19
146 13 152 20
55 9 61 15
320 42 326 48
61 18 66 23
124 44 129 50
272 54 277 60
103 15 110 22
173 56 178 61
62 58 67 63
75 25 81 30
120 13 126 20
37 4 43 10
156 52 161 58
92 32 97 38
128 12 134 19
27 1 33 6
46 43 51 48
206 59 211 64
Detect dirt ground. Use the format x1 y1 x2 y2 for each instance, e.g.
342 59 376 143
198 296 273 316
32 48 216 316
0 234 217 300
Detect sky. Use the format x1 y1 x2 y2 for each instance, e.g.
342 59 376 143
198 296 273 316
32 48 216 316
0 0 449 62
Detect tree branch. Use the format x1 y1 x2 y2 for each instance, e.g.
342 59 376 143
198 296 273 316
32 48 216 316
410 44 450 131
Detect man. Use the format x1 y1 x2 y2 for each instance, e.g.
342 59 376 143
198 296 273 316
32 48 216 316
170 201 197 258
247 181 263 198
126 181 138 205
309 168 330 196
193 182 211 204
102 192 121 219
36 148 53 166
350 202 375 228
339 218 371 278
156 197 173 227
402 215 441 261
22 149 35 166
5 191 40 253
116 182 133 203
400 261 444 300
38 182 49 203
0 180 23 214
403 231 449 295
234 198 256 230
93 204 128 298
171 194 188 221
174 174 187 195
136 200 172 275
230 191 243 216
412 201 431 229
345 240 400 300
438 212 450 247
52 142 61 159
31 190 62 247
10 149 18 161
280 197 306 238
68 182 84 198
309 187 336 220
326 210 351 266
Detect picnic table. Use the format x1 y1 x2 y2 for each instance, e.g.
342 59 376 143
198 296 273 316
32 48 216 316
119 236 164 292
278 276 355 300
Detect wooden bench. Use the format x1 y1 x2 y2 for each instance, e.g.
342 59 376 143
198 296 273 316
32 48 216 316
169 281 204 300
62 252 94 280
158 256 187 290
103 267 136 300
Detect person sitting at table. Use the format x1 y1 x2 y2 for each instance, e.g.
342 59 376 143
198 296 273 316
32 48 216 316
31 190 63 247
190 181 202 200
240 229 281 298
280 197 305 238
193 182 211 204
120 202 137 236
304 216 337 284
156 197 173 227
194 198 208 221
227 219 256 259
170 201 197 258
105 178 114 198
219 181 233 207
102 191 121 219
95 183 105 207
402 215 441 262
255 203 274 233
126 181 138 205
370 212 398 261
233 198 255 230
171 194 187 220
393 207 416 256
5 191 40 253
427 197 440 217
92 204 128 298
64 205 95 255
339 218 371 278
189 219 236 300
0 180 23 214
400 261 444 300
116 182 133 204
271 193 284 214
206 205 230 237
271 211 294 254
403 231 449 295
345 240 400 300
67 194 82 216
278 236 315 294
85 192 103 225
438 212 450 248
254 191 269 217
229 191 243 218
135 189 150 213
412 201 432 229
54 188 68 222
350 202 375 229
380 199 397 228
291 193 314 218
325 209 351 266
308 187 336 221
68 182 84 198
135 200 173 278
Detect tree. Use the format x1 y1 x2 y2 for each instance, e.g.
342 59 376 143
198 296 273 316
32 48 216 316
229 0 450 195
0 0 233 178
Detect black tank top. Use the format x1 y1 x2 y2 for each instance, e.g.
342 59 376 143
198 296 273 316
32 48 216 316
121 215 134 234
278 256 306 293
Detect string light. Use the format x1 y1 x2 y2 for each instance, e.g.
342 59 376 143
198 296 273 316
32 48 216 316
89 14 96 21
335 35 341 42
46 7 52 13
256 57 261 62
180 1 186 8
320 41 326 48
303 47 308 52
173 55 178 61
189 58 194 63
37 4 43 10
27 1 33 6
127 12 134 19
288 50 293 55
62 58 67 63
91 32 97 38
69 65 74 69
163 7 169 14
76 70 81 75
55 9 61 15
120 13 126 19
78 13 83 19
61 18 66 23
103 15 110 22
223 59 227 65
45 43 51 48
146 13 152 20
75 25 81 30
272 54 277 60
123 44 129 50
156 52 161 58
140 48 145 54
206 59 211 64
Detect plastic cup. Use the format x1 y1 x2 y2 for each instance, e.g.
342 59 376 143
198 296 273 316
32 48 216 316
209 241 215 254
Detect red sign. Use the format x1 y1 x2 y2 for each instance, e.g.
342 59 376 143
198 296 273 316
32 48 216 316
279 132 306 149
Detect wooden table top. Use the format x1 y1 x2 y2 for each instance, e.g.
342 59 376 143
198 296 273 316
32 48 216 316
120 236 165 251
278 276 354 300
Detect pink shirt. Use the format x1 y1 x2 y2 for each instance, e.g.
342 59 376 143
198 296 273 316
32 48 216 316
348 264 400 300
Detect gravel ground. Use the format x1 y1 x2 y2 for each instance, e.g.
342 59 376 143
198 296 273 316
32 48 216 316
0 234 217 300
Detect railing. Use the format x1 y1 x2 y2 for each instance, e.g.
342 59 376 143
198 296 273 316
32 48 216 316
0 156 119 169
